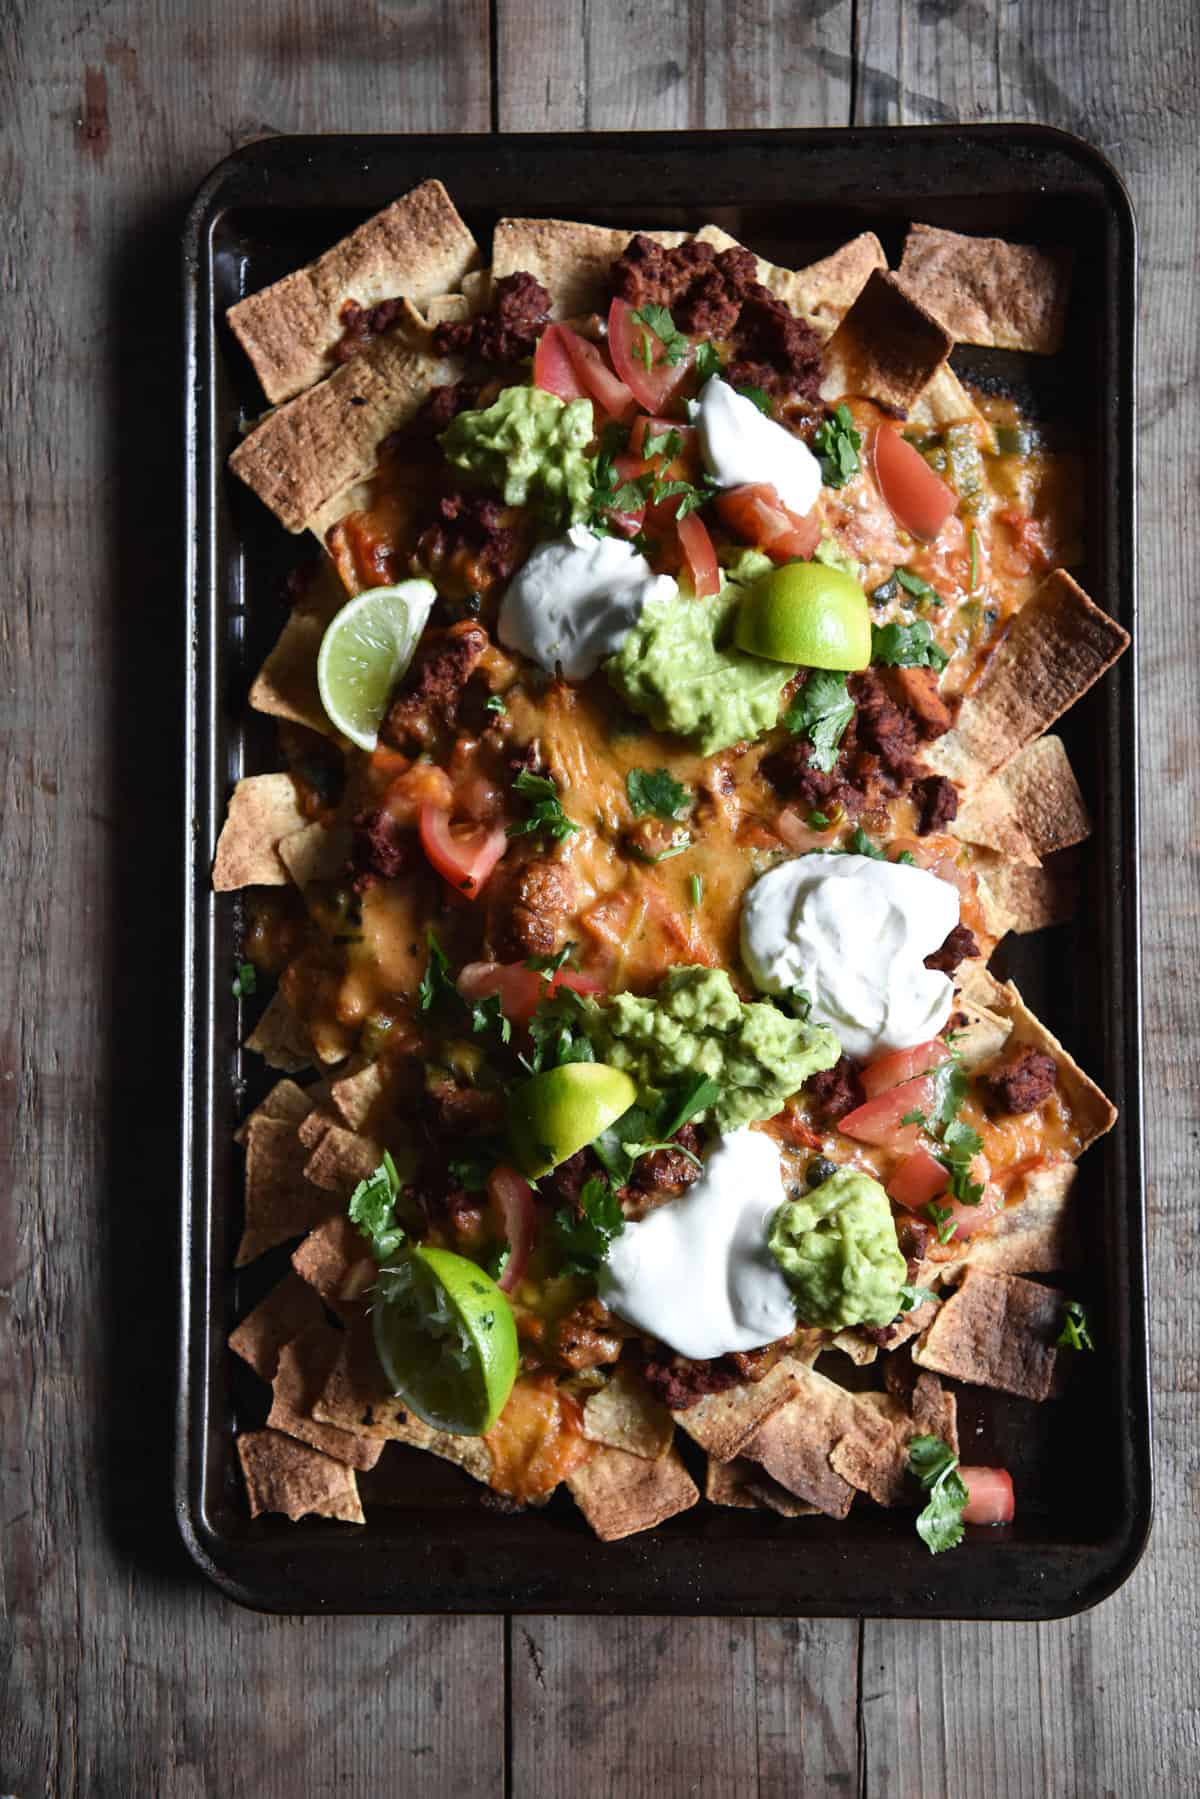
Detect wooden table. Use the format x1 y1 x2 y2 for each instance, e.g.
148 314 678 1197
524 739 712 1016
3 3 1195 1792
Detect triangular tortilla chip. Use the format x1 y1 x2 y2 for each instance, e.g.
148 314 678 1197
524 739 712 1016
742 1366 879 1518
973 848 1078 937
229 332 461 533
461 267 492 313
311 1322 494 1481
819 270 953 416
897 223 1073 355
248 580 343 734
583 1365 674 1461
952 783 1040 866
670 1355 805 1463
489 218 687 319
567 1443 698 1541
244 989 315 1073
212 773 307 890
948 1160 1078 1276
912 1269 1065 1399
227 179 478 403
421 292 471 328
291 1214 378 1315
829 1328 878 1366
695 225 887 338
233 1077 314 1146
950 983 1013 1072
996 735 1091 855
277 820 353 888
924 570 1129 789
267 1326 384 1471
329 1060 394 1134
829 1374 959 1508
236 1115 342 1266
227 1270 328 1379
303 1124 384 1197
906 364 996 447
236 1428 364 1524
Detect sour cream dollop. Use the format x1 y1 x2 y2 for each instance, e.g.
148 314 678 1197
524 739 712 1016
696 376 822 517
497 524 677 679
741 852 960 1060
599 1128 796 1360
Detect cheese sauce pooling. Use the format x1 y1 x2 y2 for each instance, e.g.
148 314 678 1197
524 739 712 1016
599 1128 796 1359
741 852 959 1059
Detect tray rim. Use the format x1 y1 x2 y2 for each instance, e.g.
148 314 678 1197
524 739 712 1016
178 123 1151 1619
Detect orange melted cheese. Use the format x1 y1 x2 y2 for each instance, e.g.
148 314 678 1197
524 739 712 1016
483 1372 592 1502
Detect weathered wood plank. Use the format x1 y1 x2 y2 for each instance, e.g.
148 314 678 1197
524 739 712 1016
853 3 1200 1794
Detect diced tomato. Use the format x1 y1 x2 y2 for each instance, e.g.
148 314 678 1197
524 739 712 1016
935 1180 1004 1241
960 1466 1015 1526
533 324 589 404
861 1038 951 1099
838 1073 934 1154
456 960 602 1031
886 1147 949 1210
418 805 507 899
379 762 455 820
488 1165 537 1294
629 414 698 475
674 508 720 597
607 297 693 415
871 424 958 542
559 325 637 421
714 483 822 563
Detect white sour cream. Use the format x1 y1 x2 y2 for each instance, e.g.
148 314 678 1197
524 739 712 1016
599 1128 796 1360
741 852 959 1060
695 376 822 517
497 524 677 679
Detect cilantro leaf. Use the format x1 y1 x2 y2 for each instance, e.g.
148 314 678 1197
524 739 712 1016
657 1072 721 1139
898 1282 939 1313
736 385 772 415
232 961 257 999
842 825 887 861
813 403 862 488
895 567 939 606
348 1151 406 1262
418 929 458 1013
526 942 577 978
485 693 507 715
521 987 596 1076
935 1117 985 1207
693 340 722 383
784 670 855 773
554 1174 625 1274
642 428 683 463
467 989 512 1046
620 1137 703 1169
688 872 703 910
630 303 691 367
908 1432 969 1554
870 619 950 672
507 769 579 844
1057 1299 1095 1351
925 1200 958 1245
626 767 691 820
927 1060 968 1134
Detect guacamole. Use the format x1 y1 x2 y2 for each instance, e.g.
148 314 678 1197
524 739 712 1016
604 581 795 755
768 1169 907 1329
439 386 593 526
582 965 840 1133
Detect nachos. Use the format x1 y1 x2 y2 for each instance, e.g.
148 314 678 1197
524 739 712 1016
217 181 1126 1546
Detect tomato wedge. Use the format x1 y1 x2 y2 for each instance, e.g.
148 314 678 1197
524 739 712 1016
839 1073 934 1154
886 1147 949 1210
872 424 958 542
488 1165 537 1294
861 1038 951 1100
607 297 693 414
533 323 588 404
674 507 720 597
960 1466 1015 1526
457 960 603 1030
559 325 637 421
418 805 508 899
714 483 822 562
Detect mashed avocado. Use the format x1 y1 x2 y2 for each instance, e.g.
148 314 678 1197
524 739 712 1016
604 580 794 755
813 533 863 581
768 1169 907 1329
582 965 840 1133
439 386 593 526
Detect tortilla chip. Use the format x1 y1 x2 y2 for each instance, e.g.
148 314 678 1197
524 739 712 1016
328 1060 396 1135
490 218 687 319
906 364 996 446
974 849 1078 937
742 1366 881 1518
303 1124 384 1196
277 821 353 889
244 989 315 1073
461 267 492 313
212 773 307 890
291 1214 378 1314
229 333 460 533
227 1270 328 1379
926 570 1129 789
227 180 478 404
236 1427 364 1524
913 1269 1065 1400
421 293 471 327
296 1104 338 1151
249 594 342 735
952 783 1040 866
819 270 953 416
671 1356 805 1463
567 1443 699 1541
696 225 886 339
705 1455 762 1509
236 1115 341 1265
897 223 1073 355
951 1160 1078 1276
829 1328 878 1367
311 1322 494 1480
951 986 1013 1073
267 1326 384 1471
997 735 1091 856
583 1365 674 1461
233 1077 314 1146
993 976 1116 1148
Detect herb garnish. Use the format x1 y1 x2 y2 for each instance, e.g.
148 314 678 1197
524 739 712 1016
1057 1299 1095 1351
592 1071 718 1187
630 303 691 368
485 693 507 715
784 669 855 773
520 986 596 1076
626 767 690 820
507 769 579 844
348 1151 406 1262
554 1174 625 1274
896 567 940 606
467 989 512 1046
693 340 722 384
418 929 459 1012
232 961 257 999
813 403 862 488
870 619 950 672
898 1282 939 1313
968 527 980 592
736 385 772 415
908 1433 969 1554
688 872 703 910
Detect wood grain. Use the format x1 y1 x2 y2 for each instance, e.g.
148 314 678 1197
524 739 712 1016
2 0 1197 1794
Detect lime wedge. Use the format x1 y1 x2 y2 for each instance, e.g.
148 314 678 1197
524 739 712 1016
507 1062 637 1180
372 1246 518 1435
733 562 871 670
316 579 437 750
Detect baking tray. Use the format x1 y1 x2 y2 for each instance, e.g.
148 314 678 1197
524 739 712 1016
179 127 1149 1616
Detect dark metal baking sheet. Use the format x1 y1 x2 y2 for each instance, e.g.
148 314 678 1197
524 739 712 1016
179 127 1149 1617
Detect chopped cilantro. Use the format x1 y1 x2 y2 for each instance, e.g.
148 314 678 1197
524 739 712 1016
630 303 690 368
870 619 950 672
231 961 257 999
935 1118 985 1207
626 767 691 820
925 1200 958 1246
908 1433 969 1554
658 1072 721 1139
593 1071 718 1186
784 669 855 774
507 769 579 844
843 825 887 861
348 1151 406 1262
1057 1299 1095 1351
898 1282 939 1313
927 1059 969 1134
526 942 577 978
968 527 979 592
693 340 722 383
736 385 772 415
896 567 939 606
620 1136 703 1169
813 403 862 488
554 1174 625 1274
467 989 512 1046
643 427 683 462
688 872 703 910
808 810 831 830
520 987 596 1076
485 693 507 715
784 988 813 1022
629 829 692 865
418 929 458 1012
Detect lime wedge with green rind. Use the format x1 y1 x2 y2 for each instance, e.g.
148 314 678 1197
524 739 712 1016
507 1062 638 1180
733 562 871 670
372 1245 518 1435
316 579 437 750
